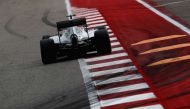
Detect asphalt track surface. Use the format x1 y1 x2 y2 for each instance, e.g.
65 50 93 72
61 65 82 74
0 0 190 109
153 0 190 25
0 0 89 109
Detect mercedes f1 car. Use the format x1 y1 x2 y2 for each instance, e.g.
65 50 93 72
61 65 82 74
40 15 111 64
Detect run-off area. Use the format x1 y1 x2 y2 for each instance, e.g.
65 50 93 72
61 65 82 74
71 7 164 109
69 0 190 109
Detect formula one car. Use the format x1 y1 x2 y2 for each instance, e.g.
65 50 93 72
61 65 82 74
40 15 111 64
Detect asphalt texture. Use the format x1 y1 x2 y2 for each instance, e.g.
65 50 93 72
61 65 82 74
0 0 89 109
0 0 190 109
153 0 190 25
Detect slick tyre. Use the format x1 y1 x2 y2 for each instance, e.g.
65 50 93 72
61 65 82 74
42 35 51 39
96 26 106 30
40 39 57 64
94 30 111 54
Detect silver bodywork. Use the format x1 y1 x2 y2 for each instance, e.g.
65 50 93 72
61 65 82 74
50 26 96 44
40 16 111 64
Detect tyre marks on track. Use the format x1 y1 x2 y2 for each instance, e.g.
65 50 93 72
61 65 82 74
4 16 28 39
4 9 56 39
72 7 164 109
41 9 57 28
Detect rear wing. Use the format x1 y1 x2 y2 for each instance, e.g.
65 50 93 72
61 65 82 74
56 18 87 31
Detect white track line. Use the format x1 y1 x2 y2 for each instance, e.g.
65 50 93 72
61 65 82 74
107 29 112 33
136 0 190 35
111 42 120 46
73 9 97 12
112 47 124 51
72 8 96 11
110 37 118 41
105 26 110 29
87 20 106 25
109 33 115 37
85 52 128 62
78 59 101 109
77 13 102 18
155 0 190 8
87 17 104 22
95 74 142 86
91 66 137 77
86 14 102 19
131 104 164 109
76 14 102 19
97 83 149 96
87 59 132 69
88 23 108 28
77 12 100 16
100 92 156 107
66 1 101 109
65 0 72 15
72 9 98 13
73 10 99 14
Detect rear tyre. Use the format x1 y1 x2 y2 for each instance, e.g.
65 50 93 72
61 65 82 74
94 30 111 54
40 39 57 64
42 35 51 39
96 26 106 30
